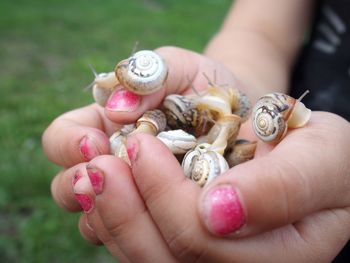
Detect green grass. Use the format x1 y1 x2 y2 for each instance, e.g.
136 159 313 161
0 0 231 262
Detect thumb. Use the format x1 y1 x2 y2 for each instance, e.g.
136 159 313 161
104 46 239 124
198 112 350 237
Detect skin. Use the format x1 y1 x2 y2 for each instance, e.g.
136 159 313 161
42 0 350 262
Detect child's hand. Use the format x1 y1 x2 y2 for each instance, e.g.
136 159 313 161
42 46 350 262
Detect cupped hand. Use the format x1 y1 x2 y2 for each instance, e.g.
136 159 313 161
42 46 350 262
42 46 251 261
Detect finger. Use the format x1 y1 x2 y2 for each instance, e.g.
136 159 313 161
126 133 214 262
198 112 350 237
51 163 88 212
42 104 113 167
78 213 102 245
105 46 240 123
84 155 177 263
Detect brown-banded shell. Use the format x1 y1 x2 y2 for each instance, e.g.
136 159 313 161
182 143 229 187
163 94 214 137
115 50 168 95
132 109 167 135
225 139 257 167
252 92 311 144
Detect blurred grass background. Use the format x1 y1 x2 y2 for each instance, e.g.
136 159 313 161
0 0 232 262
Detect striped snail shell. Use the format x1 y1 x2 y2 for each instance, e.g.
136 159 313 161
115 50 168 95
182 143 229 187
252 92 311 143
163 94 214 137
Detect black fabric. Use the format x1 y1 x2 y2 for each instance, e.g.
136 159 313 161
290 1 350 262
291 0 350 121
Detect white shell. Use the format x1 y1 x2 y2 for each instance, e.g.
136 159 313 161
157 129 197 154
252 92 312 143
182 143 228 187
115 50 168 95
109 124 135 165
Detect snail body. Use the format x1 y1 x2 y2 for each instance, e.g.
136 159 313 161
91 72 120 106
252 92 311 143
115 50 168 95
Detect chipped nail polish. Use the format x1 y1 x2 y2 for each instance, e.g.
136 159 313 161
106 88 141 112
202 185 245 236
126 137 138 163
86 166 104 195
79 136 100 161
75 194 94 213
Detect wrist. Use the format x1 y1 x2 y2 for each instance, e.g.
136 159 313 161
204 29 291 103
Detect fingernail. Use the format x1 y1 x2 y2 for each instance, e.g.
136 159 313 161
106 88 141 112
75 194 94 213
73 175 94 213
79 136 100 161
126 137 139 163
202 185 245 236
86 166 104 195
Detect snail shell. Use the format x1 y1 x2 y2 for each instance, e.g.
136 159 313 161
182 143 229 187
132 109 167 135
92 72 120 106
115 50 168 95
252 92 311 143
157 129 197 155
163 94 214 137
225 139 257 167
109 124 136 165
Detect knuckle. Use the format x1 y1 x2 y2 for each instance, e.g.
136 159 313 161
166 223 205 262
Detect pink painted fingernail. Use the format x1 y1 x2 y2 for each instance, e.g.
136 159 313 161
75 194 94 213
79 136 100 161
73 174 94 213
86 166 104 195
72 171 83 186
126 137 139 163
106 88 141 112
202 185 245 236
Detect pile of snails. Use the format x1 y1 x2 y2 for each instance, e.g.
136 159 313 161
89 50 312 187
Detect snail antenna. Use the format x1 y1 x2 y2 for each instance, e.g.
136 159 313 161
130 41 139 56
298 90 310 102
187 75 203 97
84 64 98 91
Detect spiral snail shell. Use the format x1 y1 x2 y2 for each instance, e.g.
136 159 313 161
132 109 167 135
252 92 311 143
115 50 168 95
182 143 229 187
163 94 214 137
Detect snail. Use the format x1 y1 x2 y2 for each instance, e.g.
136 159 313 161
252 91 311 144
109 110 166 165
157 129 197 155
197 114 241 155
162 94 214 137
87 67 120 106
109 124 135 165
202 73 251 121
182 143 229 187
115 50 168 95
130 109 167 135
225 139 257 167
